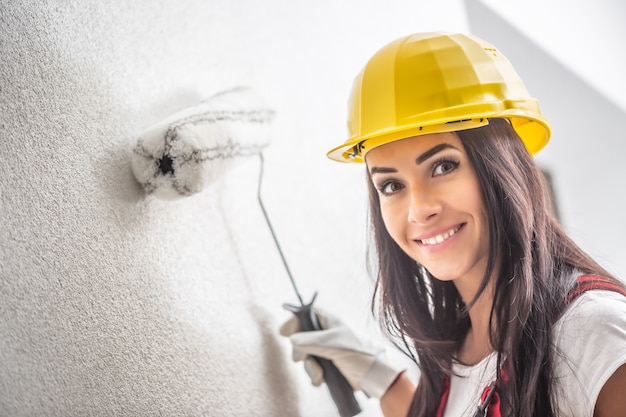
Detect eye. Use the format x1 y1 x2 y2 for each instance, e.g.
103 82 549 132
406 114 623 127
432 158 459 176
377 180 404 196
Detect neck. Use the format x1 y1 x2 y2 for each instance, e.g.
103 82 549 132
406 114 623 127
455 277 495 365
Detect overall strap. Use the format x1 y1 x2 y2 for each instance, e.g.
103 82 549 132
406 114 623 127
434 376 503 417
434 378 450 417
566 274 626 302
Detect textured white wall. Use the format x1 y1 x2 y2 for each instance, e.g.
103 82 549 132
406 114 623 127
1 0 623 416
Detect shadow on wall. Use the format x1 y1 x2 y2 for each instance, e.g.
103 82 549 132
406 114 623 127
465 0 626 277
0 4 305 415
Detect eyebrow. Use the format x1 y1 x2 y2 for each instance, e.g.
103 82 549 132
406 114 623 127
369 143 459 175
415 143 458 165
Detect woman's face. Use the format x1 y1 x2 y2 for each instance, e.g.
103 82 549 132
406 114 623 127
366 132 489 284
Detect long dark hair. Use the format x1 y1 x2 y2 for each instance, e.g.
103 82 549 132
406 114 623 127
367 119 621 417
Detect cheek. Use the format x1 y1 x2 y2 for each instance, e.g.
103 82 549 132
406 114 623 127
380 202 406 242
462 181 489 241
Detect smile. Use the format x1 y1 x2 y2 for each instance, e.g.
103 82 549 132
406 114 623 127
418 224 464 246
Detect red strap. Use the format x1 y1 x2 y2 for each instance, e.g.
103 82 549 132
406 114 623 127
434 378 450 417
433 275 625 417
480 384 503 417
434 378 503 417
566 275 626 302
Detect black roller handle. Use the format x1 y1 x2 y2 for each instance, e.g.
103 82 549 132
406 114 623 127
284 293 362 417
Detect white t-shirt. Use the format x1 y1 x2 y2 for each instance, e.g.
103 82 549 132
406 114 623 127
443 290 626 417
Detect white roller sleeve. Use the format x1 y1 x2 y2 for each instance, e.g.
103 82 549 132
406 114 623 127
131 87 275 200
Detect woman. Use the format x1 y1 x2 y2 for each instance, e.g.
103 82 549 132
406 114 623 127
281 32 626 417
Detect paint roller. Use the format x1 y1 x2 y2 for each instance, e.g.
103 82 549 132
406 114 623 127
131 87 272 200
131 87 361 417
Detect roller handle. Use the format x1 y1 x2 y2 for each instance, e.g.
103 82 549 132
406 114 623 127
283 294 361 417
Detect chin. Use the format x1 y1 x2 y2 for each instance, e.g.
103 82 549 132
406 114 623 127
420 262 469 282
428 272 457 282
420 266 456 282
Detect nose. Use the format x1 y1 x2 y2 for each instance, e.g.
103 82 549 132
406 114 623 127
407 186 441 224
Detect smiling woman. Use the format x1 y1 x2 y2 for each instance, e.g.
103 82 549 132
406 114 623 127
280 32 626 417
366 133 489 286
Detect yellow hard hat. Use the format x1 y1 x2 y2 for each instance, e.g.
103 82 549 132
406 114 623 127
327 32 551 163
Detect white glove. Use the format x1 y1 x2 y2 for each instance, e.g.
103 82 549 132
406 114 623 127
279 309 405 399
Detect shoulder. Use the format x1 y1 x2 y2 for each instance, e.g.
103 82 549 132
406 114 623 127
552 288 626 416
555 288 626 355
564 284 626 309
558 288 626 331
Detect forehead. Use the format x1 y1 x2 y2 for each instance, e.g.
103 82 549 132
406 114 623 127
365 132 462 165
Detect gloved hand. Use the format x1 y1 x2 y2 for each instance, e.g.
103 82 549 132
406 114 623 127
279 309 405 399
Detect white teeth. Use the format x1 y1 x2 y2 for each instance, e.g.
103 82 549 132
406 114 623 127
420 226 461 246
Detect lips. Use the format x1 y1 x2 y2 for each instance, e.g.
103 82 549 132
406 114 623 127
416 224 465 246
